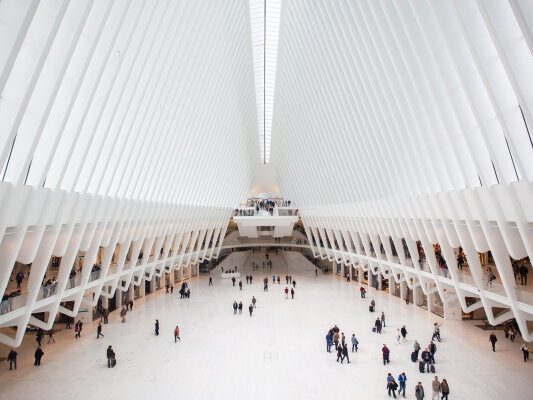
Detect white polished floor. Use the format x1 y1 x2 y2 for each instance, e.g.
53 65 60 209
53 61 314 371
1 251 531 400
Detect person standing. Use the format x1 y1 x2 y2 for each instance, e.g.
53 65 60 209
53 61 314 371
432 323 441 342
34 347 44 366
381 312 386 327
292 280 296 288
375 318 382 334
285 287 289 299
415 382 425 400
232 277 236 286
155 319 159 336
74 322 80 339
326 332 332 353
209 277 213 286
333 331 340 350
249 304 253 316
489 332 497 352
370 299 376 311
120 306 127 323
519 264 528 285
520 342 530 362
107 345 115 368
382 344 390 365
351 334 358 352
360 287 366 298
7 349 17 370
129 299 133 310
277 276 280 284
103 308 109 324
249 275 253 284
413 340 421 359
341 343 350 363
431 376 441 400
440 379 450 400
398 372 407 398
428 341 437 364
238 301 243 314
315 268 318 276
233 301 238 314
252 296 257 308
341 332 346 347
174 326 180 342
239 281 243 291
97 323 104 339
291 288 295 299
272 275 275 283
421 348 431 373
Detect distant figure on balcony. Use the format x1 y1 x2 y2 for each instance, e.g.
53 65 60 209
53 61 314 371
519 264 529 285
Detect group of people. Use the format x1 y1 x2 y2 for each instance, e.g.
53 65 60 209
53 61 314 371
179 282 190 298
325 325 355 364
232 298 255 316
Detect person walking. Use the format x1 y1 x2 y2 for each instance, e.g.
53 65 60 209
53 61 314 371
239 281 243 291
249 304 253 316
155 319 159 336
341 332 346 347
74 322 80 339
381 312 386 327
285 287 289 299
351 334 359 352
415 382 425 399
36 329 43 346
326 332 332 353
238 301 243 314
47 329 55 344
431 376 441 400
120 306 127 323
360 287 366 298
401 326 407 342
252 296 257 308
291 288 295 299
272 275 275 283
387 375 398 398
519 264 528 285
370 299 376 312
489 332 497 352
209 277 213 286
520 342 530 362
382 344 390 365
34 347 44 366
292 279 296 288
174 326 180 342
440 379 449 400
97 323 104 339
7 349 17 370
233 301 238 314
106 345 115 368
336 344 343 363
232 277 236 286
341 343 350 363
432 323 441 342
129 299 133 310
398 372 407 398
277 276 280 284
103 308 109 324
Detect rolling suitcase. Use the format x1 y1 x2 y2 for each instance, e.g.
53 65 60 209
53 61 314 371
419 361 425 373
430 364 435 373
372 327 377 332
411 352 417 362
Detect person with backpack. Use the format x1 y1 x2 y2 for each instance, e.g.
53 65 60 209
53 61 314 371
382 344 390 365
489 332 497 352
106 345 115 368
386 373 398 398
174 326 180 342
398 372 407 398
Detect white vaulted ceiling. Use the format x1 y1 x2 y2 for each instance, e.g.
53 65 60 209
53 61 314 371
1 0 533 345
